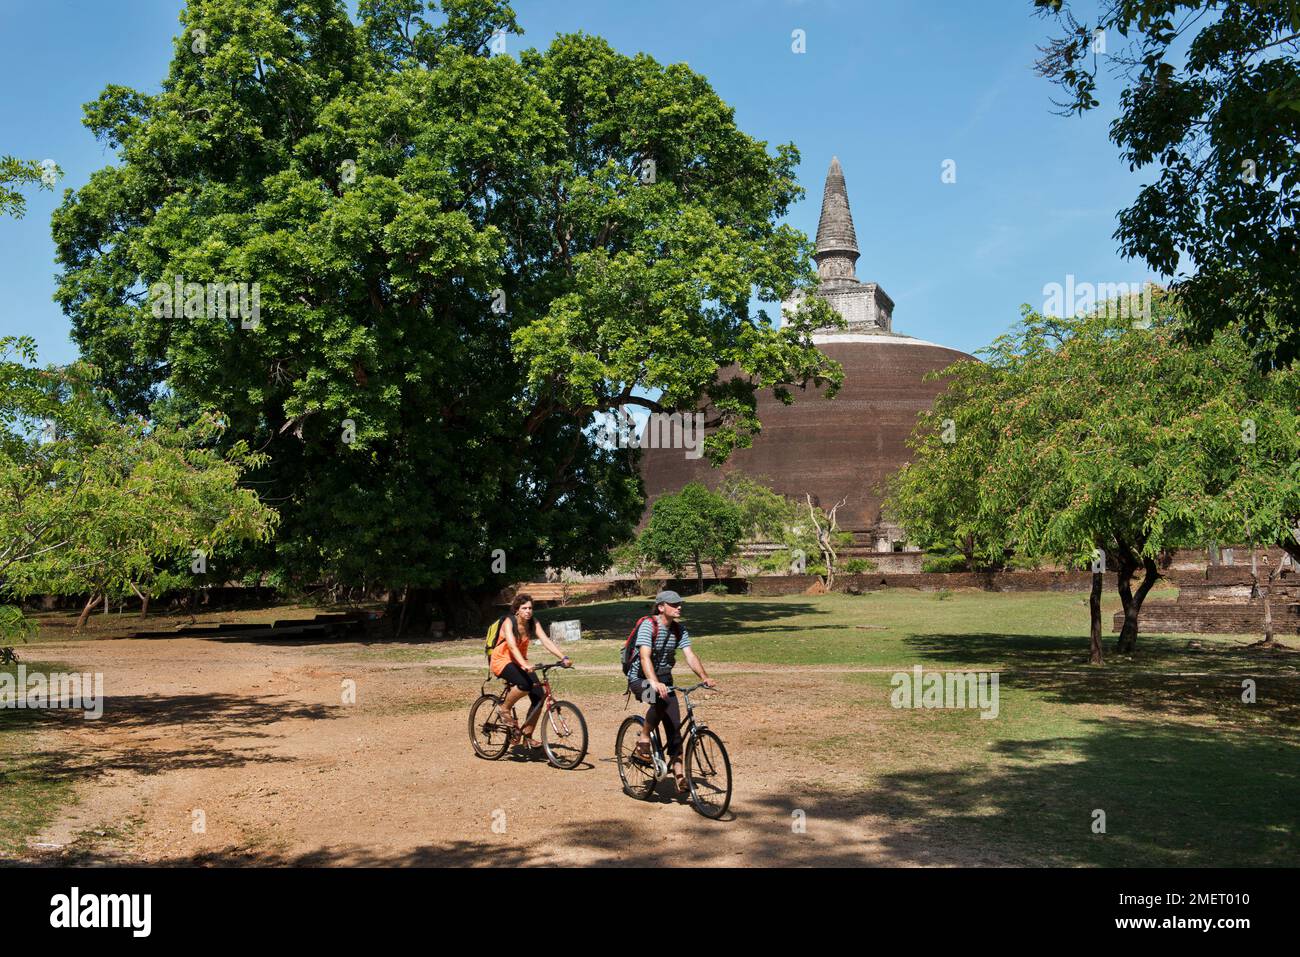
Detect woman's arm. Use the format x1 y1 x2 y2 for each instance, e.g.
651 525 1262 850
536 621 570 662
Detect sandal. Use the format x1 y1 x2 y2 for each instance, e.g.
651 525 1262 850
498 711 521 737
674 768 688 792
632 740 653 766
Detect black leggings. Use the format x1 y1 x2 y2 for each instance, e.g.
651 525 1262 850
630 677 684 759
500 662 545 714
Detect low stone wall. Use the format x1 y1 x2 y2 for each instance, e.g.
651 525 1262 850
615 570 1137 597
1114 600 1300 635
837 571 1129 593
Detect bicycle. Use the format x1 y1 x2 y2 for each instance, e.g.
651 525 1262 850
468 661 588 770
615 682 732 819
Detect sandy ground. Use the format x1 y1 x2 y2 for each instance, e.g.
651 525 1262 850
12 633 1005 867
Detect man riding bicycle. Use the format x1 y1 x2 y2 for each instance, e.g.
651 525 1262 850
627 590 717 791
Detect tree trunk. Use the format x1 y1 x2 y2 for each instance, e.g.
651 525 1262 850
431 582 497 634
76 593 101 630
1116 556 1159 654
1089 570 1104 665
695 558 704 595
1263 568 1275 646
396 585 410 638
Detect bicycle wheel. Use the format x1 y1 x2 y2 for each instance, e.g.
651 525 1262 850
541 700 588 770
685 729 732 819
615 715 656 799
468 694 513 760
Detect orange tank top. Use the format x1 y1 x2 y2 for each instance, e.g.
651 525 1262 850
490 617 531 676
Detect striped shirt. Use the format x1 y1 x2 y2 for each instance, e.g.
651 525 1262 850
626 618 691 683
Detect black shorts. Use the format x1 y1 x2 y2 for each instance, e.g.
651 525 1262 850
500 661 539 693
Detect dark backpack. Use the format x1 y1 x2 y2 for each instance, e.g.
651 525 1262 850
621 616 680 677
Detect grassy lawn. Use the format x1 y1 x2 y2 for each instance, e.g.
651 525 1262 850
0 658 79 859
528 589 1300 866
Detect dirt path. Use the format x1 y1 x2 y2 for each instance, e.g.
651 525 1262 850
15 635 1006 866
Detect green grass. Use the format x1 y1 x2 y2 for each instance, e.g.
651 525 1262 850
530 587 1257 671
824 671 1300 866
0 659 79 858
533 589 1299 866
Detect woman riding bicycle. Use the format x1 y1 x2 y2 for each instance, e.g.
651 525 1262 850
491 593 571 748
627 590 716 791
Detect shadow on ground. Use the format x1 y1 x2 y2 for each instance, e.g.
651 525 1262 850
901 632 1300 727
536 598 832 642
1 692 341 786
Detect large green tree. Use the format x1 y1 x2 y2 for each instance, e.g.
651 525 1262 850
888 292 1300 660
1034 0 1300 369
53 0 840 628
638 482 744 594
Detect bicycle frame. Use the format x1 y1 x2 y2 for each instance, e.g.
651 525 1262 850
642 683 712 780
482 661 572 740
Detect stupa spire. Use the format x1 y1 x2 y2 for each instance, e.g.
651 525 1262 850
813 156 860 285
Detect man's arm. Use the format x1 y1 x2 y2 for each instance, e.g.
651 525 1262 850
683 647 716 687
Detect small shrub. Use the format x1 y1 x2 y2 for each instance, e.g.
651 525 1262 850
707 584 730 596
934 588 953 601
921 551 969 573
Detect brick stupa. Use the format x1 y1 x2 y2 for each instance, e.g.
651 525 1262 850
639 157 973 556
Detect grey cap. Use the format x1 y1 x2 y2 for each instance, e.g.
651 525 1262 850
654 589 683 607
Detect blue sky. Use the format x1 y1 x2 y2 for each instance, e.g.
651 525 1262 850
0 0 1158 365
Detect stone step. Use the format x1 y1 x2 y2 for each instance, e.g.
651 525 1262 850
500 582 609 603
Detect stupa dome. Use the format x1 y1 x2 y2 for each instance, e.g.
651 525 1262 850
639 158 975 552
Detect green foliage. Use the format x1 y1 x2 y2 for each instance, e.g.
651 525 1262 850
920 550 969 573
886 290 1300 645
842 557 876 574
0 336 279 625
638 482 744 589
0 605 36 643
1034 0 1300 368
707 583 730 596
715 473 851 578
718 474 796 541
53 0 841 605
0 156 58 219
